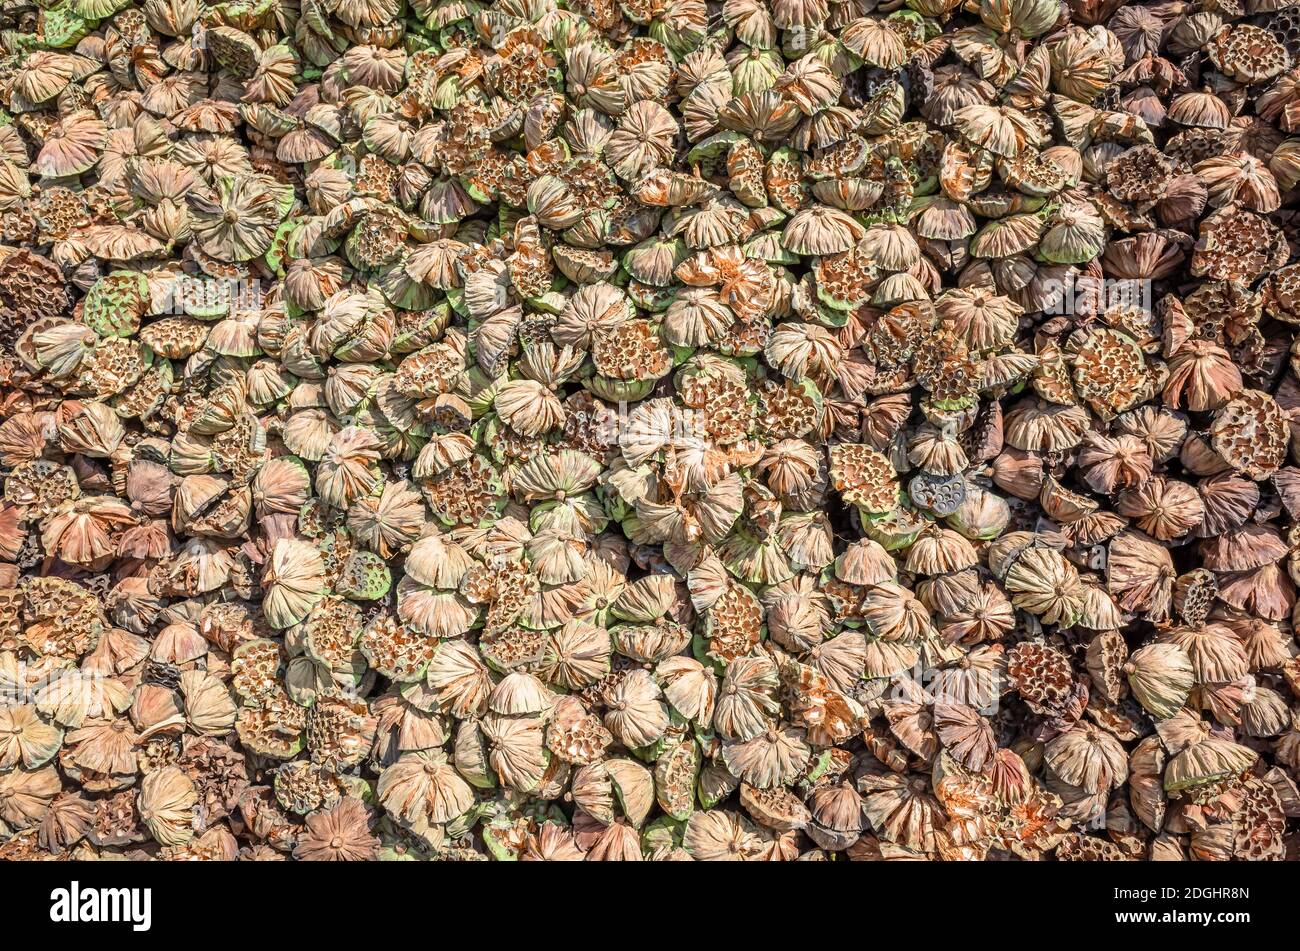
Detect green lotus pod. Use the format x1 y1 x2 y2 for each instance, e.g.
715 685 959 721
376 822 433 861
563 209 613 249
799 749 837 793
339 772 375 807
946 483 1011 540
1 30 30 51
731 49 784 98
444 803 487 842
1163 735 1259 794
927 392 979 413
263 218 297 276
599 487 635 524
911 164 941 197
889 7 930 33
38 5 93 49
174 278 232 320
207 0 278 25
460 168 496 206
691 632 722 673
860 502 929 551
0 705 63 770
621 236 687 288
624 282 675 311
811 301 853 329
336 550 392 601
1038 202 1106 264
587 375 656 403
742 230 798 266
389 300 450 355
73 0 129 18
205 25 261 77
402 15 437 49
480 816 521 861
908 0 961 15
530 494 609 536
444 284 468 318
653 737 699 821
981 0 1060 38
527 289 569 315
719 529 795 586
813 245 880 312
454 366 499 418
527 175 584 230
235 705 306 760
970 186 1047 217
696 761 740 810
452 720 498 790
296 0 332 37
242 102 298 139
665 342 695 369
629 733 672 764
286 220 339 261
641 815 686 855
82 271 149 338
428 68 463 110
606 758 655 827
646 8 706 56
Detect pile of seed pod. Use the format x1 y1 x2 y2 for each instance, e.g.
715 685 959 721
3 0 1300 862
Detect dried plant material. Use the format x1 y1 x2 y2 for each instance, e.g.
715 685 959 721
0 0 1296 866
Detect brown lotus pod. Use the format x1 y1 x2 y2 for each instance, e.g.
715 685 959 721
828 443 898 513
1115 476 1205 540
1192 204 1290 283
1085 630 1128 706
1045 721 1129 795
1007 641 1086 720
1173 568 1219 626
1106 144 1174 207
1210 389 1292 480
136 765 198 846
0 250 68 351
